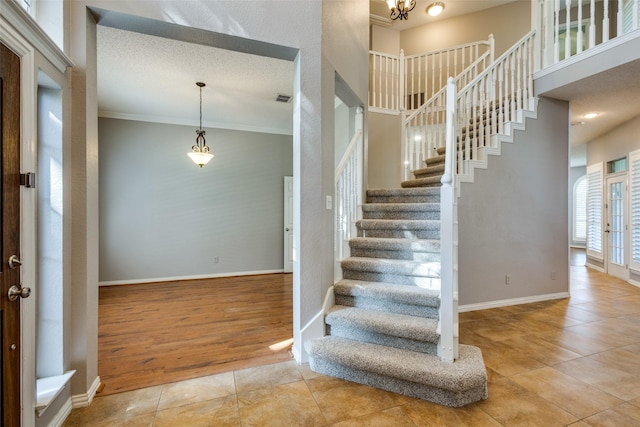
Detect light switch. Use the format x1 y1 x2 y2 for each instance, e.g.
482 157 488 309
326 196 332 210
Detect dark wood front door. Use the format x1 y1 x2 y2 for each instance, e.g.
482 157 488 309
1 41 22 427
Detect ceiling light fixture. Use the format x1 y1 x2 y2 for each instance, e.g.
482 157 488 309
187 82 214 168
426 2 445 17
386 0 416 20
584 112 599 119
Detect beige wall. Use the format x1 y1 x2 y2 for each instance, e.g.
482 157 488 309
371 25 400 54
367 112 403 188
400 1 532 57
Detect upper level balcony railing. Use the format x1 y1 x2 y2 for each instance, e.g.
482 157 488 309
537 0 639 68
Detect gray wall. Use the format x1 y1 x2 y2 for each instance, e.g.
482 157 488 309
570 166 586 247
458 97 570 306
99 117 292 282
587 114 640 165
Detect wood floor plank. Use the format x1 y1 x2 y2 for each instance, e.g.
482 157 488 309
97 273 293 395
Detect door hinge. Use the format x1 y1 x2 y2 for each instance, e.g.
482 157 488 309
20 172 36 188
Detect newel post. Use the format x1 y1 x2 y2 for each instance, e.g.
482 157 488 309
438 78 459 363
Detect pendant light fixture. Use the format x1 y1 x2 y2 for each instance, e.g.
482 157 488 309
187 82 214 168
386 0 416 20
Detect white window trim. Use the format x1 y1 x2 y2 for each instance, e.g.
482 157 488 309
573 175 587 244
629 150 640 272
586 162 604 261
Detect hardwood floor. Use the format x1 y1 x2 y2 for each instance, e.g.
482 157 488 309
98 273 293 395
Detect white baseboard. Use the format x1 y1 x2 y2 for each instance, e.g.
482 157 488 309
459 292 569 312
99 269 285 286
585 263 605 273
71 376 100 408
46 397 72 427
293 286 335 364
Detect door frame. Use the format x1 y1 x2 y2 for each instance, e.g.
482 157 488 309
605 172 629 281
283 176 294 273
0 14 38 427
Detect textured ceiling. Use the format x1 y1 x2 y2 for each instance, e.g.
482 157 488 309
97 25 294 135
542 58 640 147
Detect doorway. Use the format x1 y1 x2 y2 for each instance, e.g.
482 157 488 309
94 18 296 393
605 173 628 280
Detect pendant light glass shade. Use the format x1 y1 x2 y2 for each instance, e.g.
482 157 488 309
188 82 214 167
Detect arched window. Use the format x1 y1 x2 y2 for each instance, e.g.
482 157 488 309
574 175 587 243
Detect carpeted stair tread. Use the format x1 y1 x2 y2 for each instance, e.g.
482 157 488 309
306 337 488 396
341 257 440 278
334 279 440 306
366 188 441 204
357 219 440 231
401 176 442 188
326 306 439 343
367 188 440 197
348 237 440 253
333 279 441 318
362 203 440 220
412 164 445 178
425 155 445 166
362 202 440 212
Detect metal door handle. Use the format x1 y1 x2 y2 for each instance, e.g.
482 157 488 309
286 228 290 231
8 255 21 269
8 285 31 301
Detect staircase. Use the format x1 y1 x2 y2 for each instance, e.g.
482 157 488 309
307 31 540 407
306 179 488 407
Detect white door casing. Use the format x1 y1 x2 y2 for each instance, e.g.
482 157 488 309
284 176 294 273
605 174 628 281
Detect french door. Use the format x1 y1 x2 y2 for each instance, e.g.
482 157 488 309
605 174 628 280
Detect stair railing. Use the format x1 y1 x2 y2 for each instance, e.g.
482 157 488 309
403 30 536 182
439 78 458 363
401 49 498 180
369 35 494 114
334 108 364 282
538 0 640 68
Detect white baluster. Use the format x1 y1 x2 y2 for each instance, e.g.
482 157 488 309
399 50 405 111
577 0 584 54
510 52 516 121
617 0 623 38
554 0 560 63
590 0 596 48
565 0 572 60
372 54 378 108
603 0 610 43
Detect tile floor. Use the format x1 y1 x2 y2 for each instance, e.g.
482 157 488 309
63 260 640 426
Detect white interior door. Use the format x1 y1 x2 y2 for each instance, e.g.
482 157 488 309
605 174 628 280
284 176 294 273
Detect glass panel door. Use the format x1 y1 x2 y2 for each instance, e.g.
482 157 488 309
606 174 628 280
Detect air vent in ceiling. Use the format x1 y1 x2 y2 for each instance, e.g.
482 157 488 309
276 94 292 103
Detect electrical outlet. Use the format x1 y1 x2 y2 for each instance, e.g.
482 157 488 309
505 274 511 285
213 256 219 264
326 195 332 210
